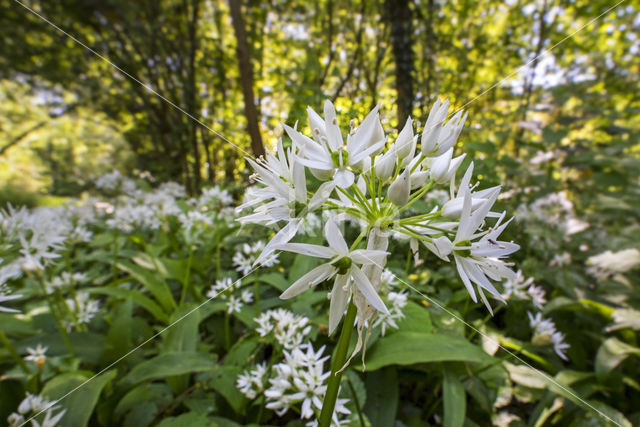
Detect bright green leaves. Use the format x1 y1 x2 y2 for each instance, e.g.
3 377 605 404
359 332 491 371
442 369 466 427
41 370 117 427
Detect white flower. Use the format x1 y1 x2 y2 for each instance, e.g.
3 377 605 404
501 270 533 301
447 183 518 312
551 331 570 361
288 101 386 188
24 344 48 366
387 168 411 206
426 147 466 184
254 309 312 349
277 219 390 334
421 98 467 157
527 285 547 310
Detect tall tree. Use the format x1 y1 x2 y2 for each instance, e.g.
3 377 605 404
385 0 415 125
228 0 265 159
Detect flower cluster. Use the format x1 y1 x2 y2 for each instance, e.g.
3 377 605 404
501 270 546 310
233 241 280 275
7 393 65 427
527 312 570 361
206 277 252 314
254 308 312 349
238 343 350 425
516 191 589 237
239 98 520 351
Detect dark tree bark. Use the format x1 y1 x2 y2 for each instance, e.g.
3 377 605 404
185 0 202 193
385 0 415 126
228 0 265 159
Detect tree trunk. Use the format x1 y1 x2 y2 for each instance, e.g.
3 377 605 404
186 0 202 193
385 0 415 126
228 0 265 159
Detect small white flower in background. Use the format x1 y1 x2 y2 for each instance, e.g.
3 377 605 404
373 290 408 336
586 248 640 281
199 186 233 207
551 331 570 361
206 277 250 314
605 308 640 332
527 285 547 310
24 344 48 367
232 241 280 275
46 272 88 294
516 191 588 236
65 293 100 330
501 270 533 301
254 309 312 350
549 251 572 267
178 210 213 233
237 362 268 399
0 284 22 313
527 311 570 360
8 393 65 427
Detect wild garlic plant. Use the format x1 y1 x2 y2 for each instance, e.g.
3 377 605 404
239 97 521 425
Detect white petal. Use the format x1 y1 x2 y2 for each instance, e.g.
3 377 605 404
334 169 355 188
454 255 477 302
329 275 350 335
324 219 349 255
309 181 336 211
276 243 336 258
350 249 388 266
254 221 301 265
323 100 343 150
280 264 336 299
350 265 389 314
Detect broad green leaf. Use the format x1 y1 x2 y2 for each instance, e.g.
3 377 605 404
442 369 466 427
41 370 117 427
114 383 173 419
394 301 433 333
121 352 216 385
156 412 214 427
117 261 176 312
209 365 247 414
163 304 201 353
103 298 133 363
359 332 491 371
363 368 398 427
87 286 170 323
595 338 640 375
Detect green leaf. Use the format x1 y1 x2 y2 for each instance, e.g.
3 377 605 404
595 338 640 375
358 332 491 371
209 365 247 414
41 370 117 427
442 369 466 427
156 412 214 427
121 352 217 385
163 304 201 353
363 368 398 427
103 298 133 364
394 301 433 333
117 261 176 312
87 286 170 324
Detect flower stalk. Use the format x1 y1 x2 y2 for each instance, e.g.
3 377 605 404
318 300 357 427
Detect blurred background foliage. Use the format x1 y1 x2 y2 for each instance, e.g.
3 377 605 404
1 0 638 200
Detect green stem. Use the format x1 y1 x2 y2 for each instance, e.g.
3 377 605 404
180 245 194 305
0 330 31 373
224 311 231 351
215 244 221 280
318 301 358 427
346 375 366 426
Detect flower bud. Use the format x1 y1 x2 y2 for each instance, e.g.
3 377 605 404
375 147 396 181
395 117 415 160
388 168 410 206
